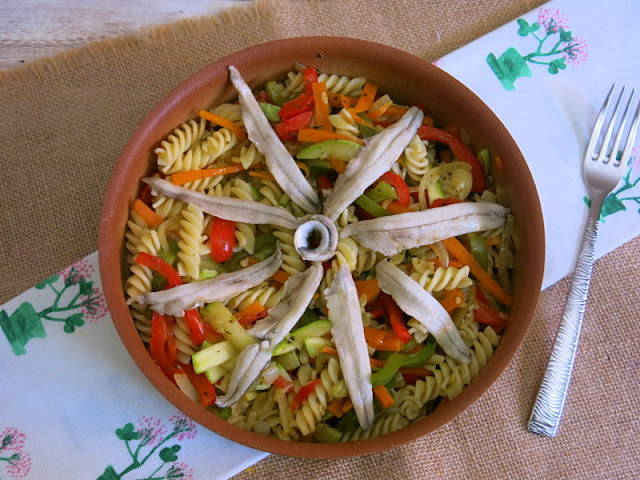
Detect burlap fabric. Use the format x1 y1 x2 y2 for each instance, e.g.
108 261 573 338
1 1 637 478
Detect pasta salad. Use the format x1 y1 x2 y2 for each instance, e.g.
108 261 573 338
123 64 517 443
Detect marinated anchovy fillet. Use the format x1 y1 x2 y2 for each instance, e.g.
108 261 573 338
229 66 321 213
323 106 423 221
136 247 282 316
325 264 375 430
341 203 509 256
144 177 302 230
217 264 323 407
376 260 471 363
249 262 323 342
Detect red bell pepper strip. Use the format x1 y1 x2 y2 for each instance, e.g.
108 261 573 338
274 110 313 141
135 252 182 287
209 217 236 263
150 312 179 380
303 67 318 95
274 375 294 392
429 198 464 208
474 303 507 328
376 172 411 207
380 293 412 343
135 252 207 346
317 174 333 190
291 379 322 411
417 126 486 192
183 363 217 407
278 92 314 121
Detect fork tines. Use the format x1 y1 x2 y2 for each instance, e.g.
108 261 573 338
588 83 640 167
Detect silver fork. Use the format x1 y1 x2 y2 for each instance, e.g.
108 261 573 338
528 84 640 437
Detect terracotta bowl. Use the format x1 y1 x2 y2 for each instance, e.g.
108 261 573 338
98 37 544 458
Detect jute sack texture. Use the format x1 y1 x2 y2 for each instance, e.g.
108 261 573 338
0 1 637 479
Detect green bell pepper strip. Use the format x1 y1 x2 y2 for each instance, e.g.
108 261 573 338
476 148 491 175
265 81 287 106
469 234 489 271
355 194 392 217
259 102 282 122
366 181 397 204
370 335 437 387
357 112 378 138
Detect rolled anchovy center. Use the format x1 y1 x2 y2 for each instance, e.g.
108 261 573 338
293 217 337 261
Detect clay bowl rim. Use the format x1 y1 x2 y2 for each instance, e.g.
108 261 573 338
98 36 545 458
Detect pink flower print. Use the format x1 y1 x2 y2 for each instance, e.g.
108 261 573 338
0 428 25 452
169 414 198 441
61 259 95 287
4 451 31 479
0 428 32 479
136 416 168 447
563 36 588 66
81 287 108 323
167 462 194 480
537 8 570 34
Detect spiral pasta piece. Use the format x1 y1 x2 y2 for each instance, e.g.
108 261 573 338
272 228 306 275
210 103 244 125
328 108 360 138
403 135 433 182
340 413 409 442
318 73 367 96
227 283 284 311
410 265 473 293
177 203 205 281
155 118 207 174
174 316 197 364
201 127 238 162
232 143 264 169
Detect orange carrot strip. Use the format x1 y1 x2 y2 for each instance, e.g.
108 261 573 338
372 385 395 409
327 93 358 108
432 258 465 269
399 367 431 377
312 82 333 132
439 288 464 314
321 346 338 356
386 202 414 215
485 236 502 247
296 161 311 179
199 110 247 141
327 399 345 418
328 157 346 174
369 357 385 368
495 155 504 172
171 164 247 186
271 269 291 284
444 125 460 139
245 257 260 266
367 100 393 120
342 397 353 413
132 199 163 228
233 302 265 319
297 129 365 145
349 82 378 114
248 170 275 181
373 336 403 352
442 237 513 306
383 105 409 117
363 326 386 345
354 279 380 305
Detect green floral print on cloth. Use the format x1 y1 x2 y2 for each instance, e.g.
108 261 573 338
487 8 588 90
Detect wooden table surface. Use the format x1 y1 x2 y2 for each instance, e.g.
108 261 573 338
0 0 250 70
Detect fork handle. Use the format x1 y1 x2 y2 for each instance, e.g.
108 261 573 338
527 199 602 437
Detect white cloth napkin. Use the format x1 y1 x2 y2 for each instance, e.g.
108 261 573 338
1 1 639 478
436 0 640 289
